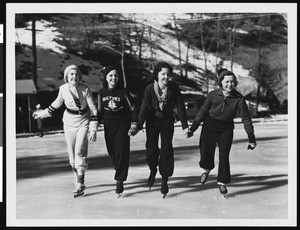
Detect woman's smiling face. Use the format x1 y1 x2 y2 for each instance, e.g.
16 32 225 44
221 75 236 93
67 69 80 87
106 69 119 89
157 67 171 86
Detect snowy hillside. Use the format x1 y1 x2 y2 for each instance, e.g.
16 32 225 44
15 15 257 95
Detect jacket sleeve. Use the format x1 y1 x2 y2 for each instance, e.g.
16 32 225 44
124 90 138 123
189 92 212 132
97 92 104 122
238 98 256 143
46 86 65 116
138 86 151 130
174 85 188 130
86 88 98 117
86 88 98 131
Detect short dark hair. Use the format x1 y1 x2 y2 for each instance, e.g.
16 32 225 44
101 67 123 89
153 61 173 81
217 68 238 87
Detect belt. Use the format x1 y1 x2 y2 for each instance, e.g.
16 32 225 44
66 107 89 115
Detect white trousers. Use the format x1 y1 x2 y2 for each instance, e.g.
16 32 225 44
64 123 89 174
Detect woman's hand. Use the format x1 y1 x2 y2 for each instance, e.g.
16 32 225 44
128 122 139 137
88 131 97 142
32 109 51 119
183 128 193 138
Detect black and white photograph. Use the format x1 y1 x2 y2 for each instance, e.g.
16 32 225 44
4 2 297 228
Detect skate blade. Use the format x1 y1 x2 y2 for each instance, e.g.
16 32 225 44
162 194 167 199
73 191 84 198
117 193 122 198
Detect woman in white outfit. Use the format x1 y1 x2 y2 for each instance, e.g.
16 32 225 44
33 64 98 198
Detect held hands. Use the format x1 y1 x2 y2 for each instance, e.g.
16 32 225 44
186 130 194 138
128 122 139 137
247 142 257 150
183 128 193 138
88 131 97 142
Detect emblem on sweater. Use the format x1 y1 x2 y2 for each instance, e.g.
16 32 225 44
108 99 118 111
103 96 121 111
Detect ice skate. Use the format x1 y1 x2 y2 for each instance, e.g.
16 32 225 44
147 168 157 190
161 178 169 199
218 184 228 197
116 181 124 198
200 171 210 185
73 183 86 198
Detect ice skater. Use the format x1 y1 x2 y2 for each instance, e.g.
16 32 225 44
34 104 44 137
97 65 139 198
33 64 98 198
137 61 190 198
187 68 257 195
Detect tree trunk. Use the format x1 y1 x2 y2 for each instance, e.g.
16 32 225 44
215 15 220 75
199 14 208 93
120 28 127 89
172 14 183 77
32 17 37 89
255 29 262 117
185 42 190 78
230 19 236 72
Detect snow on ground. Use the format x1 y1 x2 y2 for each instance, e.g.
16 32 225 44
15 15 257 95
15 20 66 54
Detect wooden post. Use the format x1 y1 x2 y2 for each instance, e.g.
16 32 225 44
28 96 32 133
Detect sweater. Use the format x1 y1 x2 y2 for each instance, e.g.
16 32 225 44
97 87 138 123
190 88 255 143
138 81 188 130
49 82 98 129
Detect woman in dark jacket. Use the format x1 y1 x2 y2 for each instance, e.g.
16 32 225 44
188 68 257 195
97 65 138 197
138 61 189 198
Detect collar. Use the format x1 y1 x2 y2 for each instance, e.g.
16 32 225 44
214 88 240 97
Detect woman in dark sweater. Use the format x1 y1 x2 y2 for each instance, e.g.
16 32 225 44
188 68 257 195
138 61 189 198
97 65 138 197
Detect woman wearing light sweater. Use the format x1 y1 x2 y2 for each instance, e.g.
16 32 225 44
33 64 98 198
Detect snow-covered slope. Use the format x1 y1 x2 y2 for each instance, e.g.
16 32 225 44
15 16 257 95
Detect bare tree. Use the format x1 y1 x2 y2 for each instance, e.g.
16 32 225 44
197 13 209 93
172 13 183 77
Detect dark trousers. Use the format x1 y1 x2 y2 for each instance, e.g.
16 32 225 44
145 118 174 178
199 124 234 184
104 119 131 182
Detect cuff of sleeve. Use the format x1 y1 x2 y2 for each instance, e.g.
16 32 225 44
42 109 52 118
247 132 256 143
89 121 98 132
138 123 143 130
189 121 200 133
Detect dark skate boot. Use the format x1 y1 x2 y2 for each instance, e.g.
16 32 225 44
218 184 228 196
116 181 124 198
161 177 169 199
147 168 157 189
73 183 86 198
200 171 210 185
73 174 86 198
